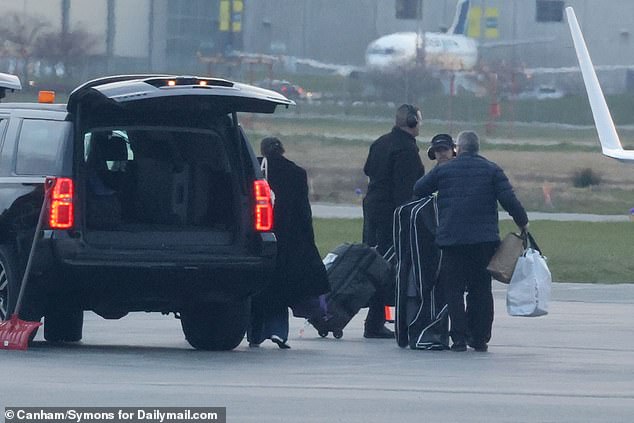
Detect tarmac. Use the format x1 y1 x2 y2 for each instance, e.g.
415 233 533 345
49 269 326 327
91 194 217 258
0 205 631 422
0 283 632 422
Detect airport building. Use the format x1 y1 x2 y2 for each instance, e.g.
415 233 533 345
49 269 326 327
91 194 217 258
0 0 241 77
1 0 634 93
243 0 634 94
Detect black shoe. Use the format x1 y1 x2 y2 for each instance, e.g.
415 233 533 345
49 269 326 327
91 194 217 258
271 335 291 349
469 342 488 352
451 342 467 352
364 326 395 339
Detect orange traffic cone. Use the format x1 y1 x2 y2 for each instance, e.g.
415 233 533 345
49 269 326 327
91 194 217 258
384 306 395 323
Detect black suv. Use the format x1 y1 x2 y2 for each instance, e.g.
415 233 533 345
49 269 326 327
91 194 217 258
0 75 291 350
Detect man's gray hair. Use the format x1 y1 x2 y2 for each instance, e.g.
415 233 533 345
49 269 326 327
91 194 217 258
395 104 419 128
456 131 479 154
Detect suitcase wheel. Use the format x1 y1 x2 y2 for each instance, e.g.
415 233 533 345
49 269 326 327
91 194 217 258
318 331 328 338
333 330 343 339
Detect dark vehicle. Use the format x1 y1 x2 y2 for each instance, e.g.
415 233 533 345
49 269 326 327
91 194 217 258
0 75 293 350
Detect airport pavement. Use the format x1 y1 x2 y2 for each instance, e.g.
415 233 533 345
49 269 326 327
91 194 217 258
312 202 632 221
0 283 633 422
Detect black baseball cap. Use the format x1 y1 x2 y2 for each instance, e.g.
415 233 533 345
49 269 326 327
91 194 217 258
427 133 455 160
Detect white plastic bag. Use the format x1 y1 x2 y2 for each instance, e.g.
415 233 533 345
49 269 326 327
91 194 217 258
506 247 551 317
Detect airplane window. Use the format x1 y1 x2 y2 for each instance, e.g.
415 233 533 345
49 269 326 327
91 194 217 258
369 47 396 55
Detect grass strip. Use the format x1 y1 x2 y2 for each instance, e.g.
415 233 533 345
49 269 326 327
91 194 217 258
313 218 634 284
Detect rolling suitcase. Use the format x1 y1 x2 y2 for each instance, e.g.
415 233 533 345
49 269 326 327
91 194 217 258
309 243 391 338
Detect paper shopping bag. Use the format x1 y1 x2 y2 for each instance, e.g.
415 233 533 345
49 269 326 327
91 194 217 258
487 232 525 283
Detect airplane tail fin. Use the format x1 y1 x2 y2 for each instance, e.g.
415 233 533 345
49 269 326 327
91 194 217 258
447 0 470 35
566 7 634 161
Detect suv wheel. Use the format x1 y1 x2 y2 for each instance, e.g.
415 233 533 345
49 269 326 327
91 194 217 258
180 300 248 351
44 309 84 342
0 245 19 321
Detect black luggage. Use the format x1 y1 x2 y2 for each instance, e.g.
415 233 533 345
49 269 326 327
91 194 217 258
310 243 391 338
394 196 449 350
290 295 327 321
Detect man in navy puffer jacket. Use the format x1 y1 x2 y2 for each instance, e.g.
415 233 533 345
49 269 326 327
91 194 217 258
413 131 528 352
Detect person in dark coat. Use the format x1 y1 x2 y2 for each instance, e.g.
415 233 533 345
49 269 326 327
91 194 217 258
362 104 425 338
248 137 329 349
413 131 529 352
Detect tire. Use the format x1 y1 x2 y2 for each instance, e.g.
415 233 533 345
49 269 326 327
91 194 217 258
333 330 344 339
180 299 248 351
0 245 20 321
44 309 84 342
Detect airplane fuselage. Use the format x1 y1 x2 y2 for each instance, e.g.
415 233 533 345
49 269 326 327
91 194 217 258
426 32 478 71
365 32 478 73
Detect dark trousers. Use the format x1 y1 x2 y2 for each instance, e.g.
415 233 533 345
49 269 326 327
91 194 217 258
441 242 497 345
362 206 392 330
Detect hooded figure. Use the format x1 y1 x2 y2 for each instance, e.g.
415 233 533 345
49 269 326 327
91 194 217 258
260 137 329 303
248 137 329 349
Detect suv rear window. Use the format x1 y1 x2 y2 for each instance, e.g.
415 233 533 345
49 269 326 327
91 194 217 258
16 119 69 175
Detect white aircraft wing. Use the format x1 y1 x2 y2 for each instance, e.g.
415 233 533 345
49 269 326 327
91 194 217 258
566 7 634 162
292 58 362 77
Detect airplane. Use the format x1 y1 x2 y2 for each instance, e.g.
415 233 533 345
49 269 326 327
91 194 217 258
201 1 474 77
566 6 634 162
365 0 478 73
216 0 481 84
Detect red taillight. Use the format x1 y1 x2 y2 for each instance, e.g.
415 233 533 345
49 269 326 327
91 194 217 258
49 177 74 229
254 180 273 232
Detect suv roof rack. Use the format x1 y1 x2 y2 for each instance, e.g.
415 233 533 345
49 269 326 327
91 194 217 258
68 74 294 114
70 74 236 97
70 74 172 96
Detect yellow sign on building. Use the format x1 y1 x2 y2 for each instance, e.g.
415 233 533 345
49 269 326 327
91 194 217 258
232 0 243 32
467 6 499 39
220 0 242 32
467 6 481 38
485 7 499 39
219 0 230 32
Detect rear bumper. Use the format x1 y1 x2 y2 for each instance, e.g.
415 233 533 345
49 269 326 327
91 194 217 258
44 264 273 313
59 254 274 270
38 230 276 270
